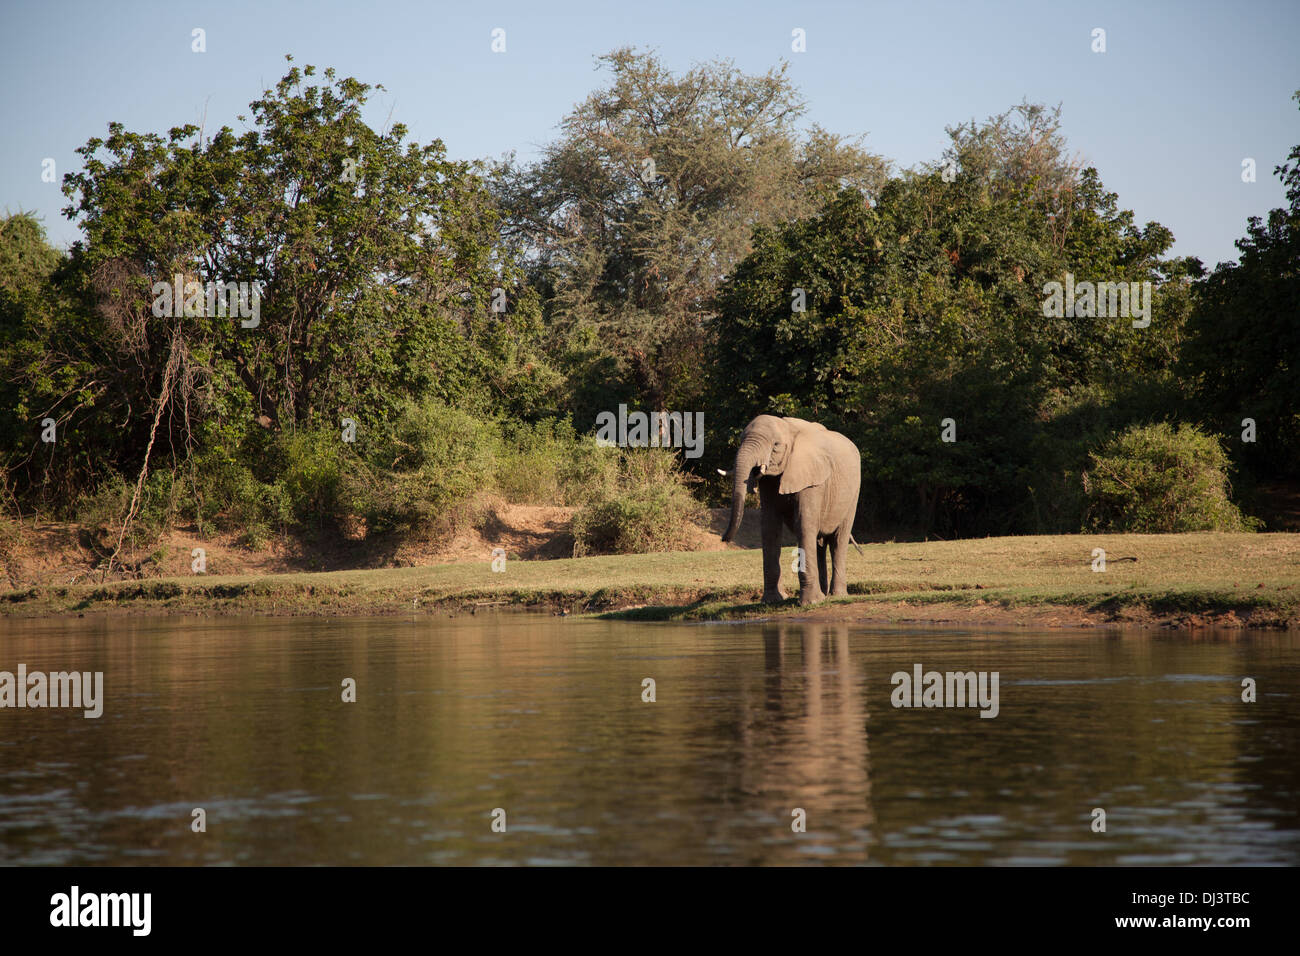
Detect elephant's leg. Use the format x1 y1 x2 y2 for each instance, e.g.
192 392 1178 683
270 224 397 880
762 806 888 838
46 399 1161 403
797 524 826 605
795 492 827 606
829 521 851 597
816 535 829 595
758 481 787 603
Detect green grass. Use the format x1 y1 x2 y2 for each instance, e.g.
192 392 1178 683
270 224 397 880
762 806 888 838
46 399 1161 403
3 532 1298 626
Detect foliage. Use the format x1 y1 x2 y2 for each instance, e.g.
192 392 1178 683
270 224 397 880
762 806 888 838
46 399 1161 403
571 450 705 555
188 449 292 543
1082 422 1256 533
492 47 889 419
2 59 557 517
0 214 106 513
349 401 498 535
493 418 620 505
1180 90 1300 478
277 428 353 529
1022 377 1189 532
3 58 1291 550
708 98 1189 536
75 471 181 551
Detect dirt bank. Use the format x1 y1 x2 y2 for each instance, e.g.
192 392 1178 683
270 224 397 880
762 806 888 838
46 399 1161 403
0 503 756 589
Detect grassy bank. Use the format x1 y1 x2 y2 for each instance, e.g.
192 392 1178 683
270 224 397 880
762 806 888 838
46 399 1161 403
3 532 1298 629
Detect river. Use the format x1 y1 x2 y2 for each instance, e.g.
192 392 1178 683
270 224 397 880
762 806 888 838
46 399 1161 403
1 614 1296 865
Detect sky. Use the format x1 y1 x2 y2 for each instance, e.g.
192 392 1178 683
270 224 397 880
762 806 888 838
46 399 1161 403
1 0 1296 267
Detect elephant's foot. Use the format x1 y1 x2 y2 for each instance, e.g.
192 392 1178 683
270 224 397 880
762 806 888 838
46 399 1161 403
761 588 788 604
799 589 827 607
829 582 848 597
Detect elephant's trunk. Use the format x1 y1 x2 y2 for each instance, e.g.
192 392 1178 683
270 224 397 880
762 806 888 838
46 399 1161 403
721 440 764 543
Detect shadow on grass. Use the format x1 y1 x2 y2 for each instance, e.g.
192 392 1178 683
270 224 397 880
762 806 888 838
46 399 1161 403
1085 589 1287 616
599 591 878 622
599 595 795 622
596 580 950 622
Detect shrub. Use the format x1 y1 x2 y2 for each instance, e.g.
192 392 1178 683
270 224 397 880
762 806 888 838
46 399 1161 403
1082 422 1257 533
557 435 622 505
571 449 705 555
76 471 179 550
355 400 496 535
1024 378 1189 533
492 417 628 506
190 453 291 545
493 418 574 504
279 428 353 529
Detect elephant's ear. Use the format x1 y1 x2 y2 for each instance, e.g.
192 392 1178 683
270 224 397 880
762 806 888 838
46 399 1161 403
779 434 833 494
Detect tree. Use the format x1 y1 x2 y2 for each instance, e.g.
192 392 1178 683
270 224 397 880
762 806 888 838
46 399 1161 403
493 47 889 420
60 59 541 439
0 214 99 512
709 102 1185 535
1181 91 1300 477
4 59 559 538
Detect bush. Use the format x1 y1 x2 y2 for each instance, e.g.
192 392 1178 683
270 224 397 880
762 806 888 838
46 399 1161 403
493 418 575 504
355 400 497 535
557 435 623 505
1082 422 1257 533
76 471 179 550
57 407 710 554
279 428 352 529
190 453 292 545
571 449 705 555
492 417 629 506
1024 378 1188 533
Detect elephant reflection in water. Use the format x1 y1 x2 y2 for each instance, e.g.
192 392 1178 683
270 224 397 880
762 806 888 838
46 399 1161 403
733 623 875 862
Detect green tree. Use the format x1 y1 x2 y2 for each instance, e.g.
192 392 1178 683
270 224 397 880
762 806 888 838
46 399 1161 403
710 102 1185 535
60 59 545 438
0 59 565 532
494 47 888 421
1181 90 1300 477
0 214 105 512
2 59 564 540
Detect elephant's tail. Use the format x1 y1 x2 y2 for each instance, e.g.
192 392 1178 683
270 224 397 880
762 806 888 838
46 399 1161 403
849 534 865 556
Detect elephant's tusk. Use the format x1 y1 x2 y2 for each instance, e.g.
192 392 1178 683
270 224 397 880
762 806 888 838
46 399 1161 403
717 469 728 476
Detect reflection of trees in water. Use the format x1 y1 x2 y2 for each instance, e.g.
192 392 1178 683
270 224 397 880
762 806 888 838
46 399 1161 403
1216 635 1300 856
734 623 874 863
8 619 1298 865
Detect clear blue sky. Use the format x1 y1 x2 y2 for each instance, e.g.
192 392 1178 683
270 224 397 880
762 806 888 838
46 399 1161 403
2 0 1296 267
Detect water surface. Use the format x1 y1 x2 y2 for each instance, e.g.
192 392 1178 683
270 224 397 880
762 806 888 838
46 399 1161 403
1 614 1296 865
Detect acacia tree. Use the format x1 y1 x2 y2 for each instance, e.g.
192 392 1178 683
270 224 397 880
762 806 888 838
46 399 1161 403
494 47 888 419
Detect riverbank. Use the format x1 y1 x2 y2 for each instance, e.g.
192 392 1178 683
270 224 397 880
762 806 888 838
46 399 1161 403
3 532 1297 629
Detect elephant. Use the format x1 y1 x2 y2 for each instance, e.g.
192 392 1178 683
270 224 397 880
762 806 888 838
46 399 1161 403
720 414 862 606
